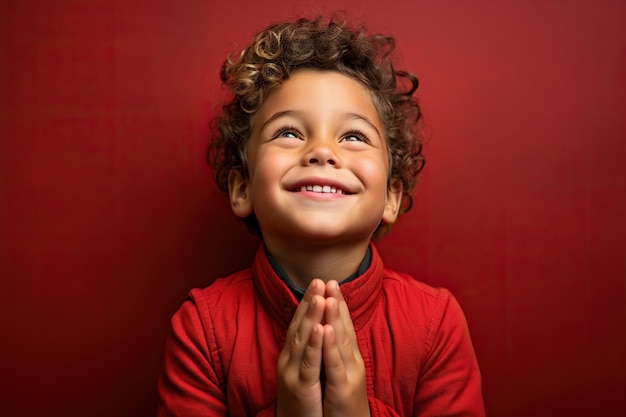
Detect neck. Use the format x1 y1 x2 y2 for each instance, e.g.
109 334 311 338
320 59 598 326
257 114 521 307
263 238 371 288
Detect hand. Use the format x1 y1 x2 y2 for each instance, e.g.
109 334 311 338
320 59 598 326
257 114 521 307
276 279 326 417
322 280 371 417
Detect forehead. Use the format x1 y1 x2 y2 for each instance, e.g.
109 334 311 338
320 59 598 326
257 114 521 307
253 69 382 128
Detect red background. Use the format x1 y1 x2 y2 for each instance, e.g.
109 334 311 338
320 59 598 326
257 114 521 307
1 1 625 416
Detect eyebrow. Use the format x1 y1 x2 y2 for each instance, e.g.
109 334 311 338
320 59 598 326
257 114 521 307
345 112 382 139
259 110 303 132
259 110 382 138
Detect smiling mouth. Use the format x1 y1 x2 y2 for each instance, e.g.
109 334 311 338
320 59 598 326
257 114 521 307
293 185 350 195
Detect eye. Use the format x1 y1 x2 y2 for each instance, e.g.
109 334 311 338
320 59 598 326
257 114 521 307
340 130 370 144
272 125 302 140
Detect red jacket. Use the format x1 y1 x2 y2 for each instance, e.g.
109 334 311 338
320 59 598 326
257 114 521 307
157 244 485 416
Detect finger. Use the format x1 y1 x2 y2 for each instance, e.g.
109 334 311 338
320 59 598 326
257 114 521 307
298 322 324 384
322 322 347 386
324 286 363 375
325 280 352 321
322 322 367 417
322 324 356 389
284 293 325 368
287 279 326 330
324 279 342 299
325 281 358 346
325 295 351 352
292 279 326 323
279 280 324 373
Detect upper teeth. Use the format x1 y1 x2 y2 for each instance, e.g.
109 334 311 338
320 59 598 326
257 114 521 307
300 185 344 194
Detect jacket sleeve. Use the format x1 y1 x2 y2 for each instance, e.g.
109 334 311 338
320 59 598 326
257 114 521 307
413 291 485 417
157 296 228 417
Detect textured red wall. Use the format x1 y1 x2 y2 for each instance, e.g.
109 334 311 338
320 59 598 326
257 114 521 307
1 1 625 416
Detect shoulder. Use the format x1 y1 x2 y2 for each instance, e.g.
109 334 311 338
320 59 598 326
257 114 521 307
179 267 256 328
381 266 455 310
167 268 257 368
167 267 256 347
378 272 484 414
381 267 469 346
189 267 255 303
159 270 257 408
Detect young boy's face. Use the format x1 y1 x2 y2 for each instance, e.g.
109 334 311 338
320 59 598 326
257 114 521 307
229 69 402 247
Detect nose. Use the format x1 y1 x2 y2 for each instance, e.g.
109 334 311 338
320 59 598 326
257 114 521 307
302 137 341 167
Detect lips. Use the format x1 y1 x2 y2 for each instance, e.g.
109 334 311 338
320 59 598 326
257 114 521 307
287 177 355 195
296 185 345 194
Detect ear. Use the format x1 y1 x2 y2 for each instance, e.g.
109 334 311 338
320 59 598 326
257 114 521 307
228 169 253 218
381 178 403 225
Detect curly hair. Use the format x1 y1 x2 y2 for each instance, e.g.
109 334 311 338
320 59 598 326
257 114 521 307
207 16 425 237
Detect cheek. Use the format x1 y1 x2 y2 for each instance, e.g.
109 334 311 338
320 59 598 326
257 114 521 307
354 156 389 189
248 150 291 190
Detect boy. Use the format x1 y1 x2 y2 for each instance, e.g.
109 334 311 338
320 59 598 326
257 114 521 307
158 16 484 417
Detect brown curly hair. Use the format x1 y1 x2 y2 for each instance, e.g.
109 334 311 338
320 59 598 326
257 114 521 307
207 16 425 237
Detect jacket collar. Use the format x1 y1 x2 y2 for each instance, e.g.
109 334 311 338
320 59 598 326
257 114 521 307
252 243 384 331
